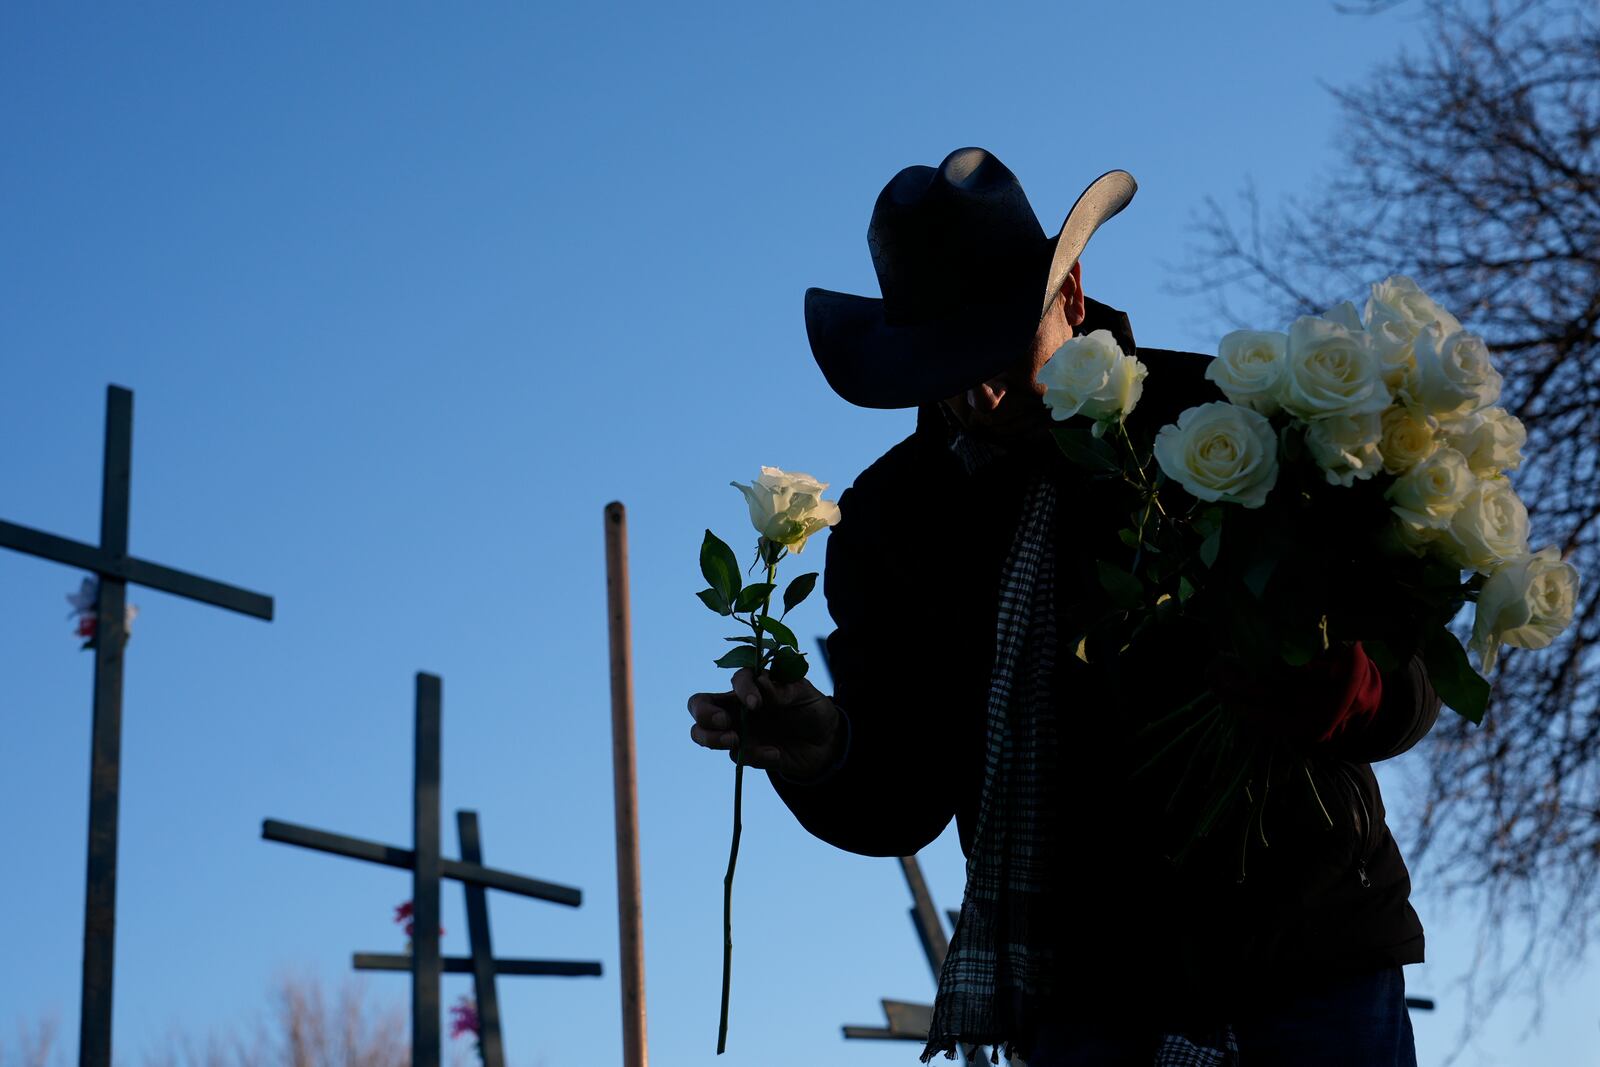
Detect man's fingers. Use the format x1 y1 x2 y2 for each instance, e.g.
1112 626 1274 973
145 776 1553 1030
730 668 762 711
689 723 741 750
690 722 779 768
728 745 781 770
687 692 736 730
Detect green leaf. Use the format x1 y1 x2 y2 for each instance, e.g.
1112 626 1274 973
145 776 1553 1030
696 588 731 616
1051 427 1120 474
1278 627 1320 667
1178 576 1197 603
725 635 780 651
1097 561 1144 609
714 646 761 670
756 614 799 649
1362 638 1401 675
733 583 776 613
770 645 809 684
1191 506 1226 538
1199 526 1223 569
1117 528 1140 550
1241 553 1278 600
700 530 741 604
782 572 819 615
1421 627 1490 725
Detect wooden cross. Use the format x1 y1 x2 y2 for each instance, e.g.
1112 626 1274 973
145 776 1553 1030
839 855 986 1065
262 672 602 1067
0 385 274 1067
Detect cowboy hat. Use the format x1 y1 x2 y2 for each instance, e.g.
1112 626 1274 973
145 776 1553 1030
805 147 1136 409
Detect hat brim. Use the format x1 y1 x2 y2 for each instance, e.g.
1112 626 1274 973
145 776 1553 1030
805 287 1039 410
807 169 1138 409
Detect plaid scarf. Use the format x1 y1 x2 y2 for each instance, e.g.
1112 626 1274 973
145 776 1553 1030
922 422 1237 1067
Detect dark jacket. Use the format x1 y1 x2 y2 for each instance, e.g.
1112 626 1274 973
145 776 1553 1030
770 305 1441 1030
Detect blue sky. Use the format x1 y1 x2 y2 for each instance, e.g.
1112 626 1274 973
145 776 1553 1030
1 2 1595 1065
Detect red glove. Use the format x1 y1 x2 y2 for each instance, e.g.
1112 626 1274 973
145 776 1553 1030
1297 640 1384 744
1208 641 1384 746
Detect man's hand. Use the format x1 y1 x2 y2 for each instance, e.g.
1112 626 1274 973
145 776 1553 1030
687 668 847 783
1208 641 1385 747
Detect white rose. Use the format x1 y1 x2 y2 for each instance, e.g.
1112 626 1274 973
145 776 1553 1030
1470 546 1581 672
1378 405 1440 474
1439 406 1526 477
1385 446 1475 542
1323 298 1416 398
1365 276 1462 397
1039 329 1148 423
1304 412 1384 487
1206 330 1288 416
1441 478 1531 574
1320 300 1366 333
1281 316 1390 420
1365 275 1463 346
730 467 841 553
1410 326 1503 417
1153 402 1280 509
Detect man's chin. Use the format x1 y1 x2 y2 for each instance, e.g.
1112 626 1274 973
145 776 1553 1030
960 416 1055 448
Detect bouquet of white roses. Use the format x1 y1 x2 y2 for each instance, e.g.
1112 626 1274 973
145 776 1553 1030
1041 276 1580 864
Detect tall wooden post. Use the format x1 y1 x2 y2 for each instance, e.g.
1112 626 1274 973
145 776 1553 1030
603 503 648 1067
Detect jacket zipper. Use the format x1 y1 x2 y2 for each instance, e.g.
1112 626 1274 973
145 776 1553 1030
1341 764 1376 888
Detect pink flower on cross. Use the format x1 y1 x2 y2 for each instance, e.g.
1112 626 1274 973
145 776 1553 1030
393 899 443 941
449 996 480 1039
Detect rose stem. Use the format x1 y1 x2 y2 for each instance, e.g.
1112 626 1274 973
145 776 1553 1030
717 549 778 1054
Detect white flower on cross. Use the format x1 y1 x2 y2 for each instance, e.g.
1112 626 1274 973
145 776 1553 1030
66 577 138 647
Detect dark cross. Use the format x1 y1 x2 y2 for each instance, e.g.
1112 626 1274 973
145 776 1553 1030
0 385 274 1067
262 672 601 1067
809 645 986 1063
840 855 986 1065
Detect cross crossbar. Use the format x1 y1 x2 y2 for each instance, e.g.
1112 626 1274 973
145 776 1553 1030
0 520 273 619
352 954 603 977
260 819 582 907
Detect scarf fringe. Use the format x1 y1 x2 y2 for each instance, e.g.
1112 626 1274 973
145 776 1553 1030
918 1034 1025 1064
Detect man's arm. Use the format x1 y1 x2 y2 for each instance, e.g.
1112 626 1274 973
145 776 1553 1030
767 434 986 858
1319 652 1442 763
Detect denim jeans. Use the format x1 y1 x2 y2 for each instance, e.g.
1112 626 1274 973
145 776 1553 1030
1025 966 1418 1066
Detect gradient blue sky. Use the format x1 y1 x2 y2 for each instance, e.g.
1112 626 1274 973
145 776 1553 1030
2 3 1595 1065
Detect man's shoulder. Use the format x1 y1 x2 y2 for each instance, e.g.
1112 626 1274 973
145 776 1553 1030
851 423 961 499
1133 346 1222 430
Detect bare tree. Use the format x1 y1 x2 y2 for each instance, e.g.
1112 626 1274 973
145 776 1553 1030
1178 0 1600 1033
0 1016 62 1067
135 976 408 1067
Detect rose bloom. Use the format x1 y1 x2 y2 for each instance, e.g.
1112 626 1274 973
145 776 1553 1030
1378 405 1440 475
1205 330 1288 416
730 467 841 553
1366 275 1462 348
1409 327 1503 417
1439 406 1526 477
1304 412 1385 487
1153 401 1280 509
1364 277 1463 394
1280 316 1390 420
1442 478 1531 574
1386 446 1475 544
1322 300 1416 397
1038 329 1148 423
1471 546 1581 672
